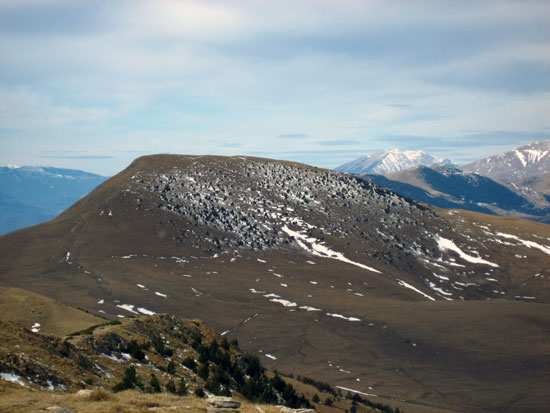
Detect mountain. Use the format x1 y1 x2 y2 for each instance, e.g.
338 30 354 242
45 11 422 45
0 165 108 235
461 140 550 182
360 165 550 223
335 148 455 174
0 191 53 234
507 171 550 208
1 154 549 412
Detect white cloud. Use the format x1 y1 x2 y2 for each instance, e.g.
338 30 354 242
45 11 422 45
1 0 550 174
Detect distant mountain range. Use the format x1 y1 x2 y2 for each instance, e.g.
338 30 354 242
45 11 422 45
339 140 550 222
335 148 455 174
0 166 107 235
461 140 550 181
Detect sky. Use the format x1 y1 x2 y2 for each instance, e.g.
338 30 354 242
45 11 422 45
1 0 550 176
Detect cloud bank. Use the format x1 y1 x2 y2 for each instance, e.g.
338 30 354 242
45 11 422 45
1 0 549 174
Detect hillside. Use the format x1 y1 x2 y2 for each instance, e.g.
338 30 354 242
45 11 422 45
0 303 401 413
359 166 550 223
1 154 549 412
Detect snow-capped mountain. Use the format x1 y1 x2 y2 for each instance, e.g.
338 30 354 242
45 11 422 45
0 165 107 234
335 148 455 174
461 140 550 182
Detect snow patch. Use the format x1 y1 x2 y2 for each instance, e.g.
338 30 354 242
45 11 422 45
436 235 499 267
0 372 26 387
495 232 550 255
336 385 378 398
117 304 138 314
299 306 321 312
137 307 156 315
326 313 361 322
282 225 381 273
397 279 436 301
269 298 297 307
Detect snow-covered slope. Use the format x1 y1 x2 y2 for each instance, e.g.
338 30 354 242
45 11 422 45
335 149 455 174
461 140 550 182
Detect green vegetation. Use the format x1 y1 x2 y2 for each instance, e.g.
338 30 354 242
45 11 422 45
347 392 400 413
151 334 173 357
176 378 187 396
182 355 197 370
122 339 149 361
149 373 161 393
113 366 142 392
166 379 176 394
297 375 337 396
166 360 176 374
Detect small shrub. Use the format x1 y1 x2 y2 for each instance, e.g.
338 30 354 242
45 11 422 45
182 356 197 370
198 362 209 380
194 387 205 398
77 355 92 370
113 366 141 392
221 337 230 350
166 360 176 374
176 378 187 396
59 341 71 357
152 335 173 357
150 373 161 393
166 379 176 394
123 339 146 361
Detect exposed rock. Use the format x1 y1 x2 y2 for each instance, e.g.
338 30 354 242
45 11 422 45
207 395 241 412
278 408 316 413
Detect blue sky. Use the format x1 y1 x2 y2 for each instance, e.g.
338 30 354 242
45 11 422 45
1 0 549 176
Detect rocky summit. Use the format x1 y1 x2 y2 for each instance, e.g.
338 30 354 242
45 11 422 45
1 154 550 412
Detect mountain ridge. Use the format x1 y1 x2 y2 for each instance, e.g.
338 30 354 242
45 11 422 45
461 139 550 181
359 165 550 223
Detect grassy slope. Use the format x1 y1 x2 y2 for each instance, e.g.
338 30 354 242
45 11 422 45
1 155 549 412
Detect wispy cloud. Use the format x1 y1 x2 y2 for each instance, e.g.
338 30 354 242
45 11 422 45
1 0 549 174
